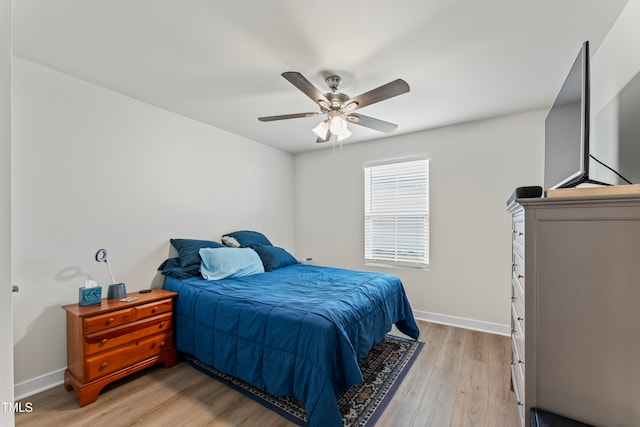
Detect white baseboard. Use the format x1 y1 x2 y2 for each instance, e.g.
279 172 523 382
13 312 509 400
413 310 511 336
14 368 64 400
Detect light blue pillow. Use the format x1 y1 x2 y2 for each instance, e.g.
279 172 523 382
199 247 265 280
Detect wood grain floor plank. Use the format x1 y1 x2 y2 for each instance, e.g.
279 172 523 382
435 326 468 372
374 399 418 427
412 366 460 426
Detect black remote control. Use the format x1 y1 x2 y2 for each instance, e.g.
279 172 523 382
139 289 152 293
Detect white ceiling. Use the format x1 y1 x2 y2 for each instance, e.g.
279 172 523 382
12 0 629 154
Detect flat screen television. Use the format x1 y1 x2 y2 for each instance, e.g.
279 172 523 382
544 41 600 191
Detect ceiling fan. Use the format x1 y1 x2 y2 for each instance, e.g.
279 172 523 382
258 72 410 143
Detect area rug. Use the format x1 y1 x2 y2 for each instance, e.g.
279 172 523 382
184 334 423 426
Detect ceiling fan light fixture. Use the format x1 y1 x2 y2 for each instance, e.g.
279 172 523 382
312 120 330 139
329 115 344 133
335 126 352 142
329 116 352 141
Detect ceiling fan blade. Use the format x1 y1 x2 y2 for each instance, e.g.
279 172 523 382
258 112 319 122
281 72 331 107
346 113 398 133
345 79 410 110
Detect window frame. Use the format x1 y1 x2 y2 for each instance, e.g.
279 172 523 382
363 156 430 270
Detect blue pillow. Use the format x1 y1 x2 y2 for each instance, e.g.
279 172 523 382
252 245 298 272
170 238 225 267
221 230 272 248
199 247 265 280
158 257 200 279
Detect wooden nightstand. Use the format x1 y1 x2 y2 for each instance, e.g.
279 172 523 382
62 288 178 406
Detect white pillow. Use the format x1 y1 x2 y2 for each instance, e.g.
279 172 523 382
221 235 241 247
199 247 264 280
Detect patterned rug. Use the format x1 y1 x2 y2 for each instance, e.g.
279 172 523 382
184 335 423 426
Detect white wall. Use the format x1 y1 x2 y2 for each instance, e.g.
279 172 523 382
295 110 545 331
11 58 295 391
1 0 14 425
591 0 640 117
590 0 640 184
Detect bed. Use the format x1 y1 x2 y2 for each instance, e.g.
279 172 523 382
160 235 419 427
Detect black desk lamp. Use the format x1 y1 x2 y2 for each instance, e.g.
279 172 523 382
95 248 127 299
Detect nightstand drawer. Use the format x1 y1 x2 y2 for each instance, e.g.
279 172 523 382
135 298 173 319
83 308 135 334
85 313 172 355
85 331 173 381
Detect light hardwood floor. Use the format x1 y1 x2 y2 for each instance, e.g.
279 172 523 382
15 321 519 426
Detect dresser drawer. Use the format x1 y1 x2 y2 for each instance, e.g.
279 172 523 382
511 353 525 425
83 308 135 334
512 249 525 289
512 281 525 330
511 337 525 390
84 313 172 355
512 212 524 246
135 298 173 319
85 331 173 381
512 303 525 361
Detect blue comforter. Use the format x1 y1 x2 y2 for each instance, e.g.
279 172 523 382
163 263 419 426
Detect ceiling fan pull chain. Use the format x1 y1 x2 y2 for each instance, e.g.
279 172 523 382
332 137 336 162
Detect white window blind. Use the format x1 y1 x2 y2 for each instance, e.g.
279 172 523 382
364 158 429 268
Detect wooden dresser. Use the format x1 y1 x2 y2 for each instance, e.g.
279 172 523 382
507 194 640 427
62 288 178 406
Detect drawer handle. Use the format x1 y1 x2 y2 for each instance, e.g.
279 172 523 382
159 321 165 328
106 317 115 324
101 338 108 345
100 362 108 370
517 401 524 406
160 340 166 347
517 316 524 321
151 306 158 314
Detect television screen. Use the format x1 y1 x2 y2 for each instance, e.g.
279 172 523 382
544 42 589 191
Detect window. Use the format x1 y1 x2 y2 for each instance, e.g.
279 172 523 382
364 158 429 268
